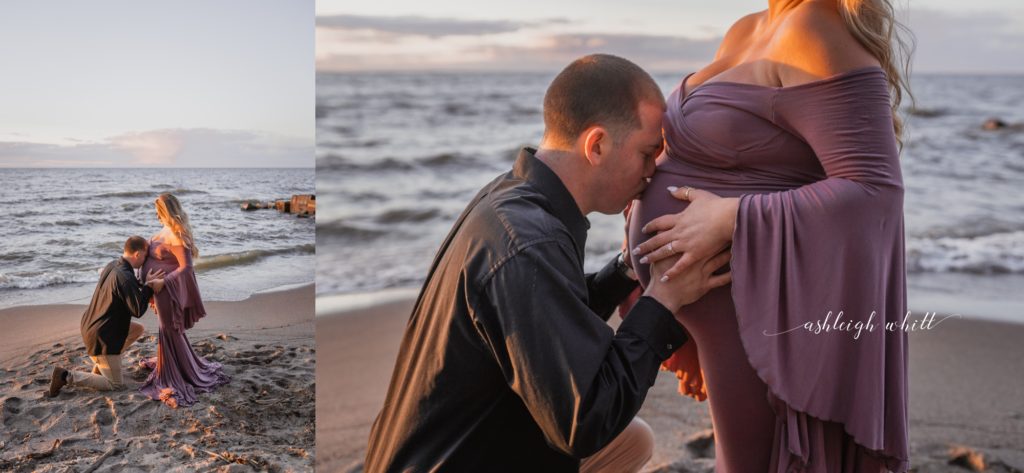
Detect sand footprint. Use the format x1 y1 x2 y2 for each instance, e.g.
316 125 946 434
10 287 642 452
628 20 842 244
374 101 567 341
26 405 48 419
1 396 23 422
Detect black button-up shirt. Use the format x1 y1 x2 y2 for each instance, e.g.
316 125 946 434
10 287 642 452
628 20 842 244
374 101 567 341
80 257 152 356
364 148 687 472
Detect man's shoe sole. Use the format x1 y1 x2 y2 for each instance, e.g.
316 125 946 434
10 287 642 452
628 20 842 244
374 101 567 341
48 367 67 398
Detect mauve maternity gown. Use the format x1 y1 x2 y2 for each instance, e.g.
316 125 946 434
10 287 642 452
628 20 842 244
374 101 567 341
626 67 909 472
140 237 229 407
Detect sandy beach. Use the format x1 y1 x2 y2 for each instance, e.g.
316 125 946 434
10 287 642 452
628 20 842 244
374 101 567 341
0 284 315 473
317 295 1024 473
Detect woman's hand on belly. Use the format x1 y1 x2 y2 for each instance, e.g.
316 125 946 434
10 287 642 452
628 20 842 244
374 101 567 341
145 268 166 284
633 186 739 281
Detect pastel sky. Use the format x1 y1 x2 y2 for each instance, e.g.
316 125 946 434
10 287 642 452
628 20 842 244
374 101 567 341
0 1 313 168
316 0 1024 74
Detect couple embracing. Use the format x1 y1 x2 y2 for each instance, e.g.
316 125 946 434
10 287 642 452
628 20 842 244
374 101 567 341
364 1 911 472
49 193 229 408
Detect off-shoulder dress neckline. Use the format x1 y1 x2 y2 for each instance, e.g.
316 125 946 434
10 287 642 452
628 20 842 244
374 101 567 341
679 65 885 103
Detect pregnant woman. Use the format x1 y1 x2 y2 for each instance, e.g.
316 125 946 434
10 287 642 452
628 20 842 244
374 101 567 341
140 193 229 407
627 0 912 471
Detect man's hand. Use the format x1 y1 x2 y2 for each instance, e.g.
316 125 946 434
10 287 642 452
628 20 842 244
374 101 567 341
147 278 165 294
145 268 166 283
642 248 732 313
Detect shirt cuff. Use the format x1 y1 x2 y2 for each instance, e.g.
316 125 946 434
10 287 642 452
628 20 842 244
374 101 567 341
618 296 687 360
591 255 639 299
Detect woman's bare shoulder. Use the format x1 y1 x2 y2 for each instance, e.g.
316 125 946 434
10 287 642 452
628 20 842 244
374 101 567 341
772 3 881 82
162 231 185 247
715 11 766 60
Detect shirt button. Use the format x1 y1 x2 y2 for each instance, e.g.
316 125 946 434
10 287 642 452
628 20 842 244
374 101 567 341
666 344 673 350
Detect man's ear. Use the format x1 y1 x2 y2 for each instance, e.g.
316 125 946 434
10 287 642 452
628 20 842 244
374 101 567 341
581 126 609 167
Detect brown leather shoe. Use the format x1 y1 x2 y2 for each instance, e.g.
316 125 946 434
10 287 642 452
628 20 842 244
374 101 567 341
48 367 68 397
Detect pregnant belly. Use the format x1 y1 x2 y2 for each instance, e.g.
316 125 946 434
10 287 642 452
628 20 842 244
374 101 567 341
142 257 179 280
625 168 758 337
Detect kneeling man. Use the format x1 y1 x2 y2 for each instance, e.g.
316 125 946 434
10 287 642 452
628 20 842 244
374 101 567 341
49 235 165 396
364 54 731 472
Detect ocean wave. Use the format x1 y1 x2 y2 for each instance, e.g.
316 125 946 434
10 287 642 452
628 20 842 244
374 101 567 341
96 188 208 198
0 269 98 290
0 251 35 264
317 221 389 240
907 106 947 118
40 195 78 203
914 217 1024 240
44 238 79 247
162 188 210 196
442 102 479 116
193 244 315 272
332 126 357 136
510 105 541 116
341 138 389 148
98 241 123 252
317 155 415 173
51 218 136 227
344 191 386 202
416 153 484 168
374 208 441 224
908 231 1024 274
96 191 155 198
317 152 493 173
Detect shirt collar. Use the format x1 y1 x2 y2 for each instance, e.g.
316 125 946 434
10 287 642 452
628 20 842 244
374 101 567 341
513 147 590 256
119 257 139 277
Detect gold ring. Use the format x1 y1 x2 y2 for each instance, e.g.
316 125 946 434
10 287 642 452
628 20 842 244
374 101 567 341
667 242 675 254
684 187 693 200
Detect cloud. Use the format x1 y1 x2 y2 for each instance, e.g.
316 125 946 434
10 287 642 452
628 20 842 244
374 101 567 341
0 129 312 168
316 31 720 73
316 8 1024 74
471 33 720 71
110 130 185 165
906 8 1024 73
315 14 565 38
0 141 125 167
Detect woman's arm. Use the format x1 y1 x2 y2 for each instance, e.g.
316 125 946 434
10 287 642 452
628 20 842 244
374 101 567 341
167 244 190 277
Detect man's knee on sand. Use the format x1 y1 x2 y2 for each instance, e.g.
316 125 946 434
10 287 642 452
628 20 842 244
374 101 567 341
124 321 146 350
581 417 655 473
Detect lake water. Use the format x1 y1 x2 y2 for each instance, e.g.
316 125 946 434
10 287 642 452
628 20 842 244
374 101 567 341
0 168 315 308
316 71 1024 321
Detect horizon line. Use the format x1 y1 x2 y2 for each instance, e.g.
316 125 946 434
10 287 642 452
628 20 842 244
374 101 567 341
316 68 1024 76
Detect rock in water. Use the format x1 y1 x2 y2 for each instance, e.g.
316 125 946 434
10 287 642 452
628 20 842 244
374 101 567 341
685 429 715 459
948 445 986 471
983 118 1008 131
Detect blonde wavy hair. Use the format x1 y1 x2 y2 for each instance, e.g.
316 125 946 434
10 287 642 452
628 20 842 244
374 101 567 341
155 193 199 257
838 0 915 149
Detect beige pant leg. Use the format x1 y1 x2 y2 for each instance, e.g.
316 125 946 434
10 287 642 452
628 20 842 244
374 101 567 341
69 355 124 391
122 322 145 352
580 417 655 473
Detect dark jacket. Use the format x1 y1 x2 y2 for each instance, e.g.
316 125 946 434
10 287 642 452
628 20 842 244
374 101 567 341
80 257 152 356
364 148 687 472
